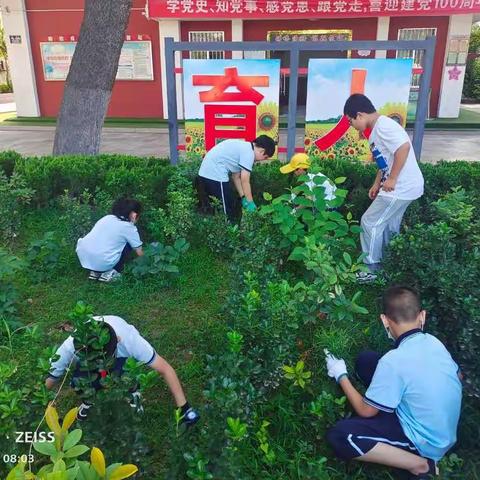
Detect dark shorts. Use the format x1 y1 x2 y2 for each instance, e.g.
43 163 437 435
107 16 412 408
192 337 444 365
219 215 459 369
197 175 236 221
326 350 418 460
326 410 418 460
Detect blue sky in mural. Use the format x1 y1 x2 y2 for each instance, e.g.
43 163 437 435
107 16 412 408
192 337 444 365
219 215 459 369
306 58 413 121
183 59 280 119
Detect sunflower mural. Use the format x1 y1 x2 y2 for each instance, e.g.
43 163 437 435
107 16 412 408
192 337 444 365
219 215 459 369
305 58 413 163
182 59 281 161
378 102 408 127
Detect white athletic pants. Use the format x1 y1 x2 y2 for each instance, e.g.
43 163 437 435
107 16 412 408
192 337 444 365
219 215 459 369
360 196 413 271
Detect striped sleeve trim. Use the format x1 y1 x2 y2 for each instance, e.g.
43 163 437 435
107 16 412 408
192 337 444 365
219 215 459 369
239 165 252 172
145 350 157 366
363 396 395 413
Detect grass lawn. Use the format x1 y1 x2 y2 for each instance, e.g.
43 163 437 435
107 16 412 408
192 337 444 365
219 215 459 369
1 210 230 478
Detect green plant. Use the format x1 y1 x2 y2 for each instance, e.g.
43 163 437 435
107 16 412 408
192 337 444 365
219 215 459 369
226 417 247 442
129 238 190 281
7 405 139 480
57 190 96 244
184 452 213 480
0 171 34 242
310 391 347 428
27 232 65 280
282 361 312 389
144 168 196 243
255 420 276 465
384 189 480 398
0 248 26 322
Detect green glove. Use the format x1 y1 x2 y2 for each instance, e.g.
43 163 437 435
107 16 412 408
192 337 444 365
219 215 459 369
241 196 249 209
245 200 257 212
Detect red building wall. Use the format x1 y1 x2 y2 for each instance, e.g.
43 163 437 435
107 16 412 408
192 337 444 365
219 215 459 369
26 0 163 118
388 16 449 117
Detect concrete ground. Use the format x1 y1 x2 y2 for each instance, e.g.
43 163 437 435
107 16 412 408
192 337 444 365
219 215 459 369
0 93 15 113
0 125 478 163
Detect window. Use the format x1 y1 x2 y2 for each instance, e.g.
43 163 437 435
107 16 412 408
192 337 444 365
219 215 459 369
397 28 437 88
189 31 225 60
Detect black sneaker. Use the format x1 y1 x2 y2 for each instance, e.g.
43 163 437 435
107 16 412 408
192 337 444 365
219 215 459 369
76 402 93 420
180 407 200 427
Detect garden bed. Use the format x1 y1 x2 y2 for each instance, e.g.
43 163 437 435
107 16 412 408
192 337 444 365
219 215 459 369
1 151 479 479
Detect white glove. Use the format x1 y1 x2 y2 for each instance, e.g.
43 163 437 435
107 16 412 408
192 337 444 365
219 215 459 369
324 349 348 382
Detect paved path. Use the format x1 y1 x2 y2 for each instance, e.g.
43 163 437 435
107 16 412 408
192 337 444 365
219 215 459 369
0 125 478 163
0 93 16 113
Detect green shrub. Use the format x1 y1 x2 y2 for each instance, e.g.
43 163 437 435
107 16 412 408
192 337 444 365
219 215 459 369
13 154 172 206
0 171 34 242
129 238 190 282
56 190 98 244
26 231 65 281
0 151 21 177
0 248 25 322
143 167 197 243
384 188 480 398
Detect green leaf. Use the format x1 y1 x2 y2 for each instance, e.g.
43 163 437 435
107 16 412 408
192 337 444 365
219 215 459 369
64 444 89 458
34 441 58 456
263 192 273 201
342 252 352 266
53 460 66 472
63 429 82 451
334 176 347 184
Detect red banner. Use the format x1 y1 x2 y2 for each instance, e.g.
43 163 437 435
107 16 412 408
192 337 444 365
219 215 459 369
148 0 480 19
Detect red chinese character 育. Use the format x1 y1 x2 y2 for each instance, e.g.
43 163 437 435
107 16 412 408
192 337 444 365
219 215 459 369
192 67 270 150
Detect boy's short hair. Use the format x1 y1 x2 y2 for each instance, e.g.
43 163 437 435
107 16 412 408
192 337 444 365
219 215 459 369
343 94 376 119
253 135 276 158
382 286 421 323
112 198 142 221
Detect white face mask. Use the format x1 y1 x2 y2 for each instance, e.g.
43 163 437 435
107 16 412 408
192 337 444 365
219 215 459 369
383 324 395 341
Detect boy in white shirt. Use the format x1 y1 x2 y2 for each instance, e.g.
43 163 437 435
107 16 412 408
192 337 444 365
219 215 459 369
76 198 144 282
197 135 276 220
343 94 424 283
45 314 199 426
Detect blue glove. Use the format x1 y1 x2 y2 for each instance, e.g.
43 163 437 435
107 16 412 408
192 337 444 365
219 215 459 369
245 200 257 212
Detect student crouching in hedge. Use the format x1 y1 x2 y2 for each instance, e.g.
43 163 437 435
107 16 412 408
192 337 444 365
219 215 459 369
76 198 144 282
324 286 462 479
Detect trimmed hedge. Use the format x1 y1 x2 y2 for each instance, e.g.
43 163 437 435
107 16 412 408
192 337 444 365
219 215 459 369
2 151 480 221
2 153 173 206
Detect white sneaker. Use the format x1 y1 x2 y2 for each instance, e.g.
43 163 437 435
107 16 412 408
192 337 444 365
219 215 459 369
129 391 144 413
98 269 121 283
356 271 377 284
88 270 101 281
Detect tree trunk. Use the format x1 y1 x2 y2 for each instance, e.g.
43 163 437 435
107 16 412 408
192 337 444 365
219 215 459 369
53 0 133 155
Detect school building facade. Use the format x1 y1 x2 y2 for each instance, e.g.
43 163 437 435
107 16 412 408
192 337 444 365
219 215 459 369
1 0 479 119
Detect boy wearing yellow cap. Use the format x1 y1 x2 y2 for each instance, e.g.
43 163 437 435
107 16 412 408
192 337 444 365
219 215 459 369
280 153 337 205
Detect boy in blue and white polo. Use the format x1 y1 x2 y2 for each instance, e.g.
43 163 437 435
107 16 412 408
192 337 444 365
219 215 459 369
197 135 276 220
325 286 462 479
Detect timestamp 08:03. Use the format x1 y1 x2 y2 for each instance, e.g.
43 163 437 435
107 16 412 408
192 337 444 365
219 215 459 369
3 454 35 463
